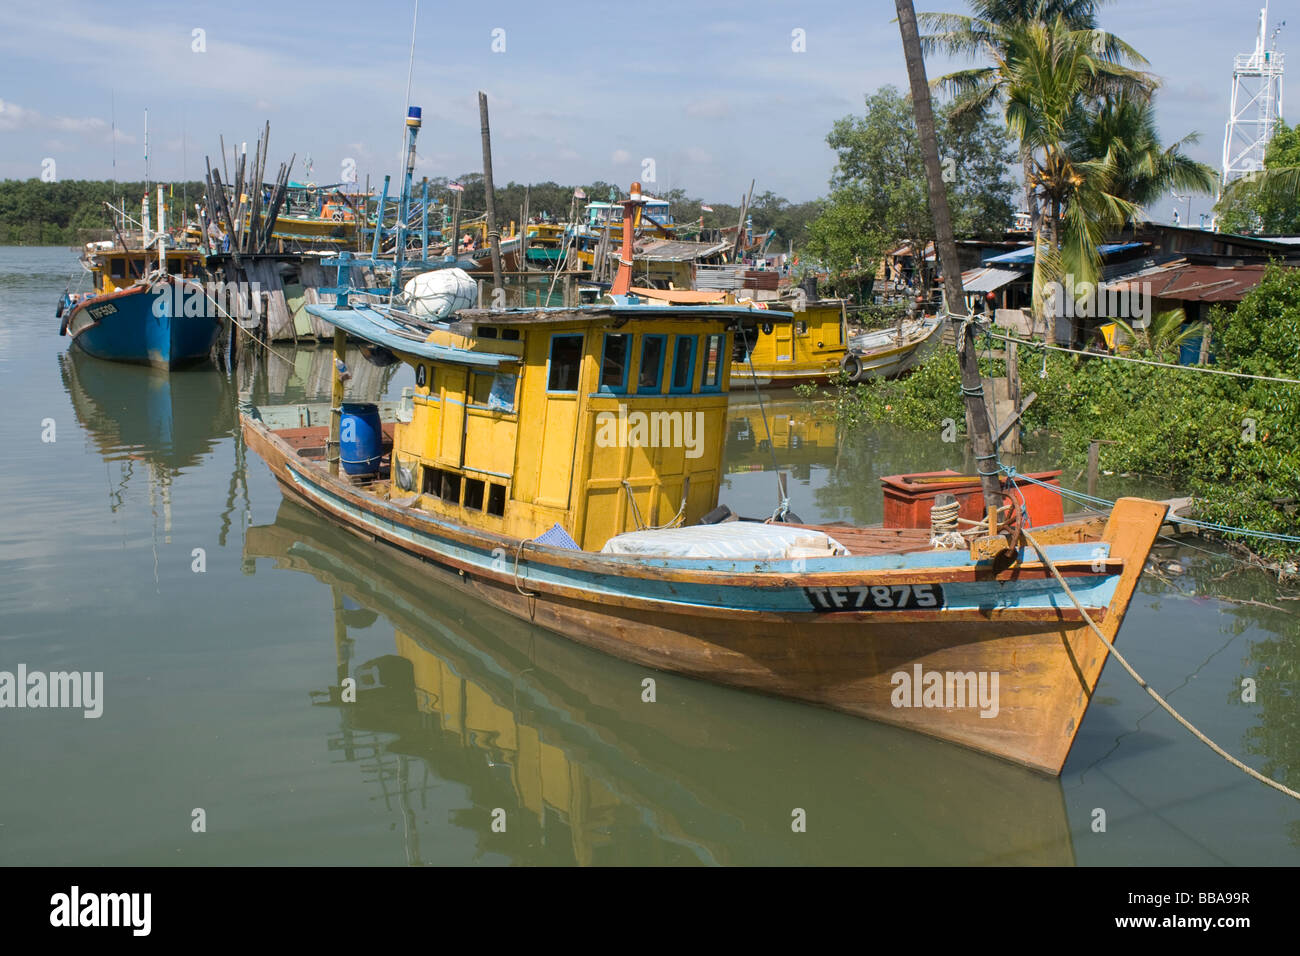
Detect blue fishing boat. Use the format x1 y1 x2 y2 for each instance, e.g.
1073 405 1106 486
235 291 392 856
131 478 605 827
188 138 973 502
57 194 222 369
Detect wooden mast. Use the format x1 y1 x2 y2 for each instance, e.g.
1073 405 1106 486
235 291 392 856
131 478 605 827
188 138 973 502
477 91 505 291
895 0 1003 525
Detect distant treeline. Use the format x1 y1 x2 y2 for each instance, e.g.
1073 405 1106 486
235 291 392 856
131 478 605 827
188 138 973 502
0 180 208 245
0 176 822 247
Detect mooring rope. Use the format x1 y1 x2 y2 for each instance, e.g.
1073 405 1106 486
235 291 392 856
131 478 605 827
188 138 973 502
945 308 1300 386
736 322 790 520
1022 528 1300 801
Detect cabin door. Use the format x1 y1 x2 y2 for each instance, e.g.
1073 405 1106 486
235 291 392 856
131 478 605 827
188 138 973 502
774 323 793 362
435 367 469 468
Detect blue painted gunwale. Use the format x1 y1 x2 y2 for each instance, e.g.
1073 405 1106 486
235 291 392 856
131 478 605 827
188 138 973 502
283 461 1120 618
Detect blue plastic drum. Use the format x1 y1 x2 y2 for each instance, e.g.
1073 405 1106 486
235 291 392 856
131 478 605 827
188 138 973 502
340 402 383 477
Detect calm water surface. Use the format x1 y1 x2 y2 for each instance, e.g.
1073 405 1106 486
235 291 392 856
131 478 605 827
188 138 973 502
1 245 1296 865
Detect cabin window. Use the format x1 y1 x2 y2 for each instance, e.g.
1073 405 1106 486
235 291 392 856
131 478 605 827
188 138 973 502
547 334 584 392
487 483 506 517
600 333 630 392
501 328 521 341
464 477 485 511
478 325 499 339
471 373 494 406
669 335 697 393
638 335 666 392
701 334 724 391
110 258 126 279
422 467 461 505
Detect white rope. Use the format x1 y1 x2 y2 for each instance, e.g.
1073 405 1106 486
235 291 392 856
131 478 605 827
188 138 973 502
1022 529 1300 801
953 312 1300 386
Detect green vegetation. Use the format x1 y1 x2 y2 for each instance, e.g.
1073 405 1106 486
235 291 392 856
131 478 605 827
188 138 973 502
804 85 1016 297
1213 122 1300 234
808 264 1300 563
0 180 206 245
923 4 1216 314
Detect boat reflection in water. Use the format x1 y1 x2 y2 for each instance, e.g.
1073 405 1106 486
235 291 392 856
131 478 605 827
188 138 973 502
60 347 236 471
244 499 1078 866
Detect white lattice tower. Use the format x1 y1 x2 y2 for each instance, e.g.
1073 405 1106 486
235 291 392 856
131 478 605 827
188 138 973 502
1222 4 1286 196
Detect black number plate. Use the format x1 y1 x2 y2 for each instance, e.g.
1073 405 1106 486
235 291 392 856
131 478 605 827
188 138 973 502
804 583 945 612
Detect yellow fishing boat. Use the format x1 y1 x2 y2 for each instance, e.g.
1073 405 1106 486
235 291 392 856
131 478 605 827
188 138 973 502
240 182 1169 775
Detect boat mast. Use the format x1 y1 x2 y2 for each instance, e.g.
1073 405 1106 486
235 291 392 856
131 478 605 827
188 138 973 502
894 0 1003 525
478 91 505 290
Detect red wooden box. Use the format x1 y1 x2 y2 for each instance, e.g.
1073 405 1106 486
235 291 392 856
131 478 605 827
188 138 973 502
880 469 1064 529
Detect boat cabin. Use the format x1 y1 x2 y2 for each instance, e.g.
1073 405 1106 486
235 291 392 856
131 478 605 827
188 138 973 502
742 299 848 381
83 243 207 295
584 198 674 232
384 306 739 550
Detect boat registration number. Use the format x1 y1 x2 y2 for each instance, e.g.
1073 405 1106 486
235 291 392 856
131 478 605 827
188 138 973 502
87 303 118 320
804 583 944 612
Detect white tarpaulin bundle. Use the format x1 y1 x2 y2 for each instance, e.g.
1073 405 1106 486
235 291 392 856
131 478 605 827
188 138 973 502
404 268 477 320
601 522 850 560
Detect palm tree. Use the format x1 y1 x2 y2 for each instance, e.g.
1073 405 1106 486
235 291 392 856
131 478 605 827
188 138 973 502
896 0 1002 514
921 1 1118 235
1068 95 1216 214
988 16 1155 317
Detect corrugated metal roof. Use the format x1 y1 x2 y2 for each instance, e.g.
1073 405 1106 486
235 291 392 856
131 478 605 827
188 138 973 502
961 266 1027 292
1107 261 1269 302
615 238 731 262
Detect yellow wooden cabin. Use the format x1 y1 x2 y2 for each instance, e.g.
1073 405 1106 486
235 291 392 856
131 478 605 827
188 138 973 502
384 308 741 551
739 298 848 385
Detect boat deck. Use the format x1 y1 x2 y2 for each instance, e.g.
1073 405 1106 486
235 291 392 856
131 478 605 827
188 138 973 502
270 421 1110 557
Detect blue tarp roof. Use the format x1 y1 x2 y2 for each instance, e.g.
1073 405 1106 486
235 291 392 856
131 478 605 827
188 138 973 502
984 242 1145 265
305 301 795 366
304 304 514 367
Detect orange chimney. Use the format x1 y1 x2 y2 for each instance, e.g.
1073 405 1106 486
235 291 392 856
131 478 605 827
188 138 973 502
610 183 646 296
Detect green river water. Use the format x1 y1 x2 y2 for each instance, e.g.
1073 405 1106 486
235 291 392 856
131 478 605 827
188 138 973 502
1 245 1297 865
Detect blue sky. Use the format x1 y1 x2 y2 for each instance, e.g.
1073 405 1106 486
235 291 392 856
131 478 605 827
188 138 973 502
0 0 1287 226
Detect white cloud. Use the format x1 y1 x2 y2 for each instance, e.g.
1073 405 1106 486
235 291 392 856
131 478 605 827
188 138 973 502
612 149 631 164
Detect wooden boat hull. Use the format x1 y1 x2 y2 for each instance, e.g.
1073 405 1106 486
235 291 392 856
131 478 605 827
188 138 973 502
242 415 1165 775
62 279 222 370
